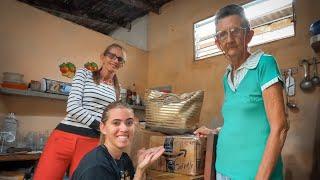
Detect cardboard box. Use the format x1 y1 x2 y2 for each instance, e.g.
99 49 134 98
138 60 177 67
126 124 164 167
146 170 204 180
149 135 206 176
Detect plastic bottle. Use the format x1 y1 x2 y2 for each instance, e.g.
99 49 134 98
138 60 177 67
2 113 18 143
120 88 127 104
136 95 141 106
126 87 133 105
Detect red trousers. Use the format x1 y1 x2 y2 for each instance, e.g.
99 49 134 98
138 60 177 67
34 129 99 180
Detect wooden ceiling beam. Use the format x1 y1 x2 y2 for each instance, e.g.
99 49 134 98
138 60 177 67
118 0 160 14
70 0 102 15
28 3 131 31
35 6 126 33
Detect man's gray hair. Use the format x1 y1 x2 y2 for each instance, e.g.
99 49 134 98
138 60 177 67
214 4 250 31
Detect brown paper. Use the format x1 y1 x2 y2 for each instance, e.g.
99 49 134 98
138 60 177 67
149 135 206 176
126 124 164 167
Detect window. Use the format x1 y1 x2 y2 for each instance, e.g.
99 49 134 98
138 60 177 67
194 0 295 60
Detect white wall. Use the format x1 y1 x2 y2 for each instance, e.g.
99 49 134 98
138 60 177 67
110 15 148 51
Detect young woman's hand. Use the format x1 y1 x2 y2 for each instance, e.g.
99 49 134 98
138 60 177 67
134 146 164 180
137 146 164 170
193 126 220 138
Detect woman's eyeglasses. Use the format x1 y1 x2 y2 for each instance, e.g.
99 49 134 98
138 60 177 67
105 52 125 64
215 27 247 42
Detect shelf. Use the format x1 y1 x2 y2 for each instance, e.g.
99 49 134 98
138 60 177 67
0 152 41 162
129 105 145 110
0 87 146 110
0 88 68 100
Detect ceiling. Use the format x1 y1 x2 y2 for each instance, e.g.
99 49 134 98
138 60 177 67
18 0 172 35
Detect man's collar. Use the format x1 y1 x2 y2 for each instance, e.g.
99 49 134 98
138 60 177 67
226 49 264 72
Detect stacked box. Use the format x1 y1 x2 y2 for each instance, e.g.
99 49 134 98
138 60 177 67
149 135 206 176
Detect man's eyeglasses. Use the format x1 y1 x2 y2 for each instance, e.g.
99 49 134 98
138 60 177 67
214 27 247 42
105 52 125 64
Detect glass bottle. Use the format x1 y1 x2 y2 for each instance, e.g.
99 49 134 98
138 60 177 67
131 83 137 105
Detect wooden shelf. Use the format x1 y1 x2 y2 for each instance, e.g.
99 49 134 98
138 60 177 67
0 88 68 100
0 87 146 110
0 152 41 162
129 105 145 110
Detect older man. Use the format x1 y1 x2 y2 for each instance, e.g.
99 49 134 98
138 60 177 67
194 4 288 180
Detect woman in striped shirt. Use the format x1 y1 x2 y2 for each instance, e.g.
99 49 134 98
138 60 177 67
34 43 126 180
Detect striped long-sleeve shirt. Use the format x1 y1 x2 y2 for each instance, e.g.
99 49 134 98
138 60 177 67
56 68 116 138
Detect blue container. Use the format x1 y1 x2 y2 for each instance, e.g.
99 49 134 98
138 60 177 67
310 20 320 36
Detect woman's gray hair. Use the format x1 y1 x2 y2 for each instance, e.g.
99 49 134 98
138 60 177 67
214 4 250 31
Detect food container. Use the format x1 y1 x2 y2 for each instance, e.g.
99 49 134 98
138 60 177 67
2 72 24 83
40 78 71 95
30 80 41 91
1 82 28 90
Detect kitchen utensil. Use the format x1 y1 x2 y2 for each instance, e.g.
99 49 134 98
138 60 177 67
284 72 297 109
285 69 295 96
286 92 297 109
300 60 314 91
311 58 320 86
310 19 320 36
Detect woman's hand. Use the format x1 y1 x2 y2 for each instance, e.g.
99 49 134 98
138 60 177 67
193 126 220 138
134 146 165 180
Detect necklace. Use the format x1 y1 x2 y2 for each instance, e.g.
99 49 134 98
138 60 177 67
102 78 113 85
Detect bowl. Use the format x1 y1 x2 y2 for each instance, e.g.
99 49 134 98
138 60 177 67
3 72 24 83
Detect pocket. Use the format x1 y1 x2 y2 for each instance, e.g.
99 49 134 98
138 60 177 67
53 136 75 156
